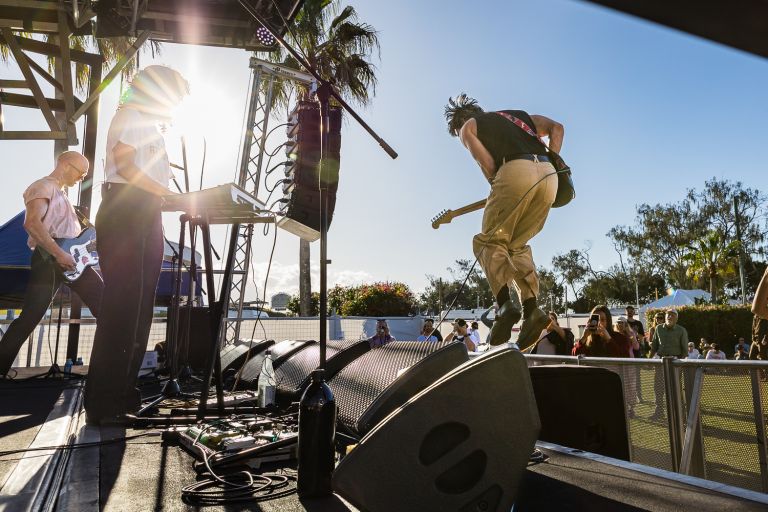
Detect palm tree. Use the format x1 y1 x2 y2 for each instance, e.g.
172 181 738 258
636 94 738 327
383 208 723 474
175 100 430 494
256 0 380 315
682 231 740 302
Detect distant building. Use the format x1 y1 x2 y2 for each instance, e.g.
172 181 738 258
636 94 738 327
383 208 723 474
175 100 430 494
271 292 291 312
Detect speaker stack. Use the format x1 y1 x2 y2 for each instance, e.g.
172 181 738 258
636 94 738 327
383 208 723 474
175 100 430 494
279 100 342 238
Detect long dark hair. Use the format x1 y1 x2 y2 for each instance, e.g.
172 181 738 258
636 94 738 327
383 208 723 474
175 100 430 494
591 304 613 332
444 93 483 137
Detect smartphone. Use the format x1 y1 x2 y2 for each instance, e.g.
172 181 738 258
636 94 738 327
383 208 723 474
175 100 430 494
588 314 599 330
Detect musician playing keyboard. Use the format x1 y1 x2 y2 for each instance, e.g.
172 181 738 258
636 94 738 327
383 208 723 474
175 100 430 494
0 151 104 378
84 65 189 425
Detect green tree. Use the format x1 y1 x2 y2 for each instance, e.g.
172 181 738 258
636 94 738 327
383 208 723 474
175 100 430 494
419 259 494 314
340 282 416 316
609 178 767 294
287 292 319 316
682 231 740 302
537 266 566 314
552 249 590 299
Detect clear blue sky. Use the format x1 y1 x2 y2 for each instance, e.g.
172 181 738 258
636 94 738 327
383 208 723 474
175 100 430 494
2 0 767 303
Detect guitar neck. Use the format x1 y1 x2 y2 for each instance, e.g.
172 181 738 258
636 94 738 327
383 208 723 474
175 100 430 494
452 199 487 217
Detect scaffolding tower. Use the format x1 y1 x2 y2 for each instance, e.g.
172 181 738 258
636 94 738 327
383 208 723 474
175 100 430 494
224 56 313 344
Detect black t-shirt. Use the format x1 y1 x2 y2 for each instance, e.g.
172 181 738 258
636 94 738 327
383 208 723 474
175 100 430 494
474 109 549 170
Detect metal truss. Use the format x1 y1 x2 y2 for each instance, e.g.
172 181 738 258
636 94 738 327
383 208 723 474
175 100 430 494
223 56 313 345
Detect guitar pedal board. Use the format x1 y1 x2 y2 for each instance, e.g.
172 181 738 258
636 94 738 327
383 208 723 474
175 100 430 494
170 415 298 470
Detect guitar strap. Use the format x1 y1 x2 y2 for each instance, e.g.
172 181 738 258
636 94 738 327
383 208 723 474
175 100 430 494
494 111 548 147
72 205 94 229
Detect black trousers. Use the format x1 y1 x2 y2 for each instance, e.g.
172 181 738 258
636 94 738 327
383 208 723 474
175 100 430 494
84 183 163 418
0 250 104 376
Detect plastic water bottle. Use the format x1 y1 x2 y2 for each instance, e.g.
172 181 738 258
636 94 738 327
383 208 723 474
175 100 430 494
63 358 73 374
257 350 276 407
297 369 337 498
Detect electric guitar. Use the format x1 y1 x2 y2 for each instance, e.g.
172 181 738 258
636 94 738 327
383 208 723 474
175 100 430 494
431 199 486 229
40 227 99 282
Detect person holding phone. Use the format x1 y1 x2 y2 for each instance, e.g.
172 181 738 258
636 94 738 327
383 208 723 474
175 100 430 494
572 305 630 357
368 319 396 348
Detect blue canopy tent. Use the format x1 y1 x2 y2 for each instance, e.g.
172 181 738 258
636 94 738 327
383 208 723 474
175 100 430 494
0 212 203 308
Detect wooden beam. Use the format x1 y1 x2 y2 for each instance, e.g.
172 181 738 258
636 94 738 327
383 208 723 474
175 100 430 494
0 131 68 140
0 79 28 88
70 30 151 123
13 34 101 66
1 91 83 111
58 5 77 144
0 28 59 131
25 56 65 93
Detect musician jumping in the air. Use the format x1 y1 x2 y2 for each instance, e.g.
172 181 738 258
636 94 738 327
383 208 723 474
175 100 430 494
84 65 188 425
444 94 564 349
0 151 104 378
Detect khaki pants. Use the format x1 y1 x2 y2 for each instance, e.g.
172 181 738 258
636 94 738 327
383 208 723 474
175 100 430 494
472 158 557 302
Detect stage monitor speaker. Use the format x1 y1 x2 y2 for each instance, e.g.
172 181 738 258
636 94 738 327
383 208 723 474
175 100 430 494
328 340 469 438
220 339 273 373
233 339 316 390
332 348 540 512
529 364 630 460
274 339 370 404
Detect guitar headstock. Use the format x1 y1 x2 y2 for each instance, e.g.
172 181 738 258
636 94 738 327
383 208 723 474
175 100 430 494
431 209 453 229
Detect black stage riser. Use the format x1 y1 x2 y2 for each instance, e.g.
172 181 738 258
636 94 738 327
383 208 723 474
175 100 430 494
333 348 540 512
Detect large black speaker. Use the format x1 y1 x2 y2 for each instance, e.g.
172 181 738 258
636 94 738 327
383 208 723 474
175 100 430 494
281 101 342 233
274 339 369 404
327 340 469 438
220 339 273 373
166 306 211 371
529 365 629 460
332 348 540 511
232 339 316 390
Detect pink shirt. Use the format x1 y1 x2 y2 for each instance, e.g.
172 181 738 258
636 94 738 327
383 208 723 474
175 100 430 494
23 177 80 249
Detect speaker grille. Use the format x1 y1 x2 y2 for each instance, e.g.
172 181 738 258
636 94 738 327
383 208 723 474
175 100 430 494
329 341 468 436
275 339 368 402
234 339 315 390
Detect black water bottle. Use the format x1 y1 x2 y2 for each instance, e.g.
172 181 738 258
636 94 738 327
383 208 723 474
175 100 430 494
297 368 337 498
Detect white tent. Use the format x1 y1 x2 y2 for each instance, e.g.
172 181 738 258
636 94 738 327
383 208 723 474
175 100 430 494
639 289 711 312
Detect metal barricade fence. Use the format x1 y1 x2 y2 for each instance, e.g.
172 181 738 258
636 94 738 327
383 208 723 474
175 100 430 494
525 354 768 494
5 316 407 369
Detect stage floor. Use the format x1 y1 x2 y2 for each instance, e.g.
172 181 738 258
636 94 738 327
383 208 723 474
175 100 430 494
1 368 767 511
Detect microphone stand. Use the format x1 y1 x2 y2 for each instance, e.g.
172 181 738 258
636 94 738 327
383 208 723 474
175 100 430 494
237 0 398 370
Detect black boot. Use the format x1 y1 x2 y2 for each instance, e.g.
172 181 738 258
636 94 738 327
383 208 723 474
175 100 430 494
489 300 521 345
516 299 548 350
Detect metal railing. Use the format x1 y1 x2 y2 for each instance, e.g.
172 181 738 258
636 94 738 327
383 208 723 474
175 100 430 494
525 354 768 494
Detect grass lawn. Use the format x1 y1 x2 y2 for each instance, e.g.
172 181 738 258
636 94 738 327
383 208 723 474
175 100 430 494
623 366 767 492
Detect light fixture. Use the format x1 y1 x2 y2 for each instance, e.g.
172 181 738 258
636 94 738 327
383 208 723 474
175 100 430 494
256 26 275 46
